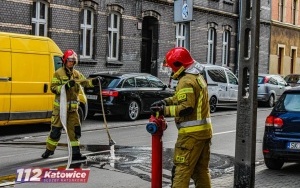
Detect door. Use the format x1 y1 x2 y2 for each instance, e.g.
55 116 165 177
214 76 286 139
141 17 159 76
226 69 239 102
135 76 154 112
206 68 230 103
10 37 51 121
0 35 11 125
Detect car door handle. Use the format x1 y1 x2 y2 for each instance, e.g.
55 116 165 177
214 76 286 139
44 83 48 93
0 77 11 81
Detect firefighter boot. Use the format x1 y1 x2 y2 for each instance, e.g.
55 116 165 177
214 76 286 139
41 149 54 159
72 153 87 160
72 146 87 160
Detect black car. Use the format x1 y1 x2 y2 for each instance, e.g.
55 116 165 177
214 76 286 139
263 86 300 170
84 72 174 121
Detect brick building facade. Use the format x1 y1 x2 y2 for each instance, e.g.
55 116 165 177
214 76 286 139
1 0 273 82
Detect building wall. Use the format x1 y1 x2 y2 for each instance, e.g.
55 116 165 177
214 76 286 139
270 0 300 76
0 0 239 84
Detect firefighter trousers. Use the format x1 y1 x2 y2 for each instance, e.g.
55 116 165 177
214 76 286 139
172 135 211 188
46 110 81 154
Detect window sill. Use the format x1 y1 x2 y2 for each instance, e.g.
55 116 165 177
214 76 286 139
223 0 234 5
106 60 123 67
78 58 97 65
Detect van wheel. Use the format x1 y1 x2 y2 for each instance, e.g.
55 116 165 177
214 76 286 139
264 158 284 170
209 96 217 113
78 106 84 124
266 95 275 107
123 100 140 121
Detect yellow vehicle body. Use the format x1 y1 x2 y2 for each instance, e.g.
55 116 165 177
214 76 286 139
0 32 87 126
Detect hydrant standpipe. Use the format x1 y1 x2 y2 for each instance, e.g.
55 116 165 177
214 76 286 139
146 114 167 188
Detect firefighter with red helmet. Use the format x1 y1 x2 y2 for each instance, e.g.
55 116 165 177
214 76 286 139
151 47 213 187
42 49 102 160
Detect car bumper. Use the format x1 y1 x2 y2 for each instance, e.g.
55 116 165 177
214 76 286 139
263 137 300 162
257 94 269 102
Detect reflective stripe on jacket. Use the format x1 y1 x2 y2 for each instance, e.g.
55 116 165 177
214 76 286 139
51 67 93 109
164 73 213 138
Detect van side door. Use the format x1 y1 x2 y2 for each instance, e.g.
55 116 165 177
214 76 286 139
226 69 239 102
206 68 230 103
0 35 11 126
10 37 51 121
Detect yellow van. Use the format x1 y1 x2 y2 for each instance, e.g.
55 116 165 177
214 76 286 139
0 32 87 126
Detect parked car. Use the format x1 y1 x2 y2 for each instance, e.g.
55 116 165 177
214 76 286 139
168 64 239 113
284 74 300 87
257 74 291 107
84 72 174 121
263 86 300 170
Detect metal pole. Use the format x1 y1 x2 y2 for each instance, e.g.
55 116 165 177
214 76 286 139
152 133 163 188
234 0 260 187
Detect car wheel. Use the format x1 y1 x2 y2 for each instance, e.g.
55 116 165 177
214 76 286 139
78 106 84 124
124 100 140 121
209 96 217 113
264 158 284 170
266 94 275 107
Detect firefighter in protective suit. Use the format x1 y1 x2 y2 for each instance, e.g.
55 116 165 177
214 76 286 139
151 47 213 188
42 49 102 160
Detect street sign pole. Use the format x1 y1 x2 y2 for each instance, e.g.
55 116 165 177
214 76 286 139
234 0 261 187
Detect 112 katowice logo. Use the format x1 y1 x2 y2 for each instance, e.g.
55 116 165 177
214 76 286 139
16 168 90 183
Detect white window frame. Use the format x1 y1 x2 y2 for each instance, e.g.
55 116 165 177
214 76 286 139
222 30 230 66
207 28 215 64
108 12 120 60
31 0 48 36
80 8 94 59
176 23 186 48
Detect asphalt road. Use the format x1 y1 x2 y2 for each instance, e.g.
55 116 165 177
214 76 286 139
0 107 272 186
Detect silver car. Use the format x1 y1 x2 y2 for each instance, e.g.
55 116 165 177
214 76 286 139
257 74 291 107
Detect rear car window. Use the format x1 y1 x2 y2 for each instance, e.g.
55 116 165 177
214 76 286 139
275 93 300 112
90 75 120 88
258 76 264 84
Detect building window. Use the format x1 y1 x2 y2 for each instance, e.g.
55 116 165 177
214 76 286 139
222 30 230 66
108 12 120 60
80 8 94 58
279 0 285 22
176 23 186 48
31 0 48 36
207 28 216 64
292 0 298 25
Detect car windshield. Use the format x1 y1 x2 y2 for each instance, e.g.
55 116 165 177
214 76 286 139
275 93 300 112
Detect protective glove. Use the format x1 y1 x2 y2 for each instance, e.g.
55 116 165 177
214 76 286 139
151 100 166 107
65 80 75 90
150 105 164 116
92 76 104 86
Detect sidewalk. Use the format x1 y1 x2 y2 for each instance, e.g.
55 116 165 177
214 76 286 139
13 162 300 188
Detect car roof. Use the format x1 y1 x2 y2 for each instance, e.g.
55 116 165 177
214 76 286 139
200 64 231 70
89 71 153 79
258 73 280 77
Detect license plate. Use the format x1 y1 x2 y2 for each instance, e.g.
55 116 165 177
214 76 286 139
287 142 300 149
86 94 97 100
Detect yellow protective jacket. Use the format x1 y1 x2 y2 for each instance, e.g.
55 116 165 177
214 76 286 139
164 73 212 139
51 67 93 111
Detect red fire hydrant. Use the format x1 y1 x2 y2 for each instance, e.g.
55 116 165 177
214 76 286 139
146 114 167 188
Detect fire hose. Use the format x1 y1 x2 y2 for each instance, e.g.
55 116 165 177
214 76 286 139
60 78 116 169
75 78 116 146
